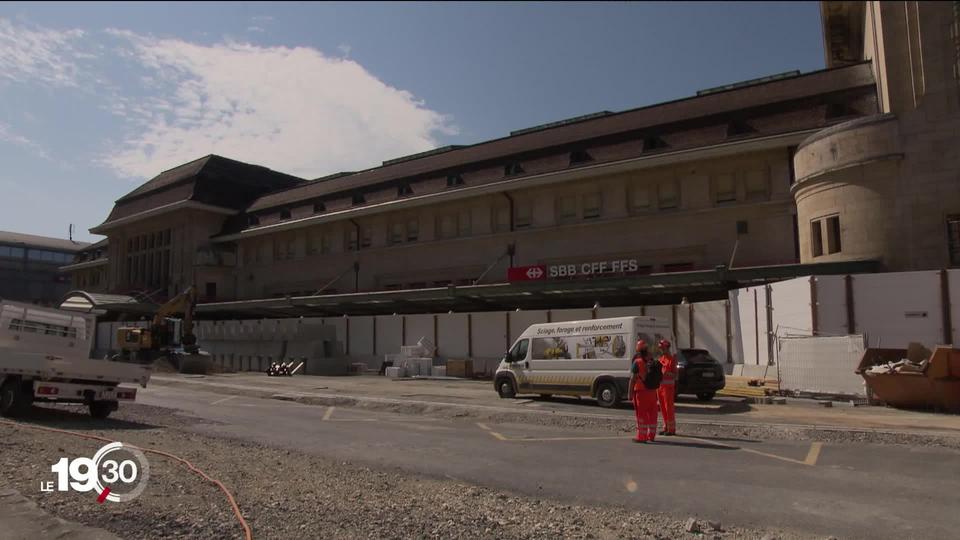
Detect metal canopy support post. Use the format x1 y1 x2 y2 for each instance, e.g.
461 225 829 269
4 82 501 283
941 269 953 345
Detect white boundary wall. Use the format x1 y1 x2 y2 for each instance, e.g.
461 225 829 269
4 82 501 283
93 269 959 380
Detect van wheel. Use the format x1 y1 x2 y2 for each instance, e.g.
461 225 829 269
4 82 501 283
596 382 619 408
496 378 516 399
697 392 715 402
538 394 552 399
0 379 31 418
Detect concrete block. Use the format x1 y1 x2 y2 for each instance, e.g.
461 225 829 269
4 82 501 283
431 366 447 377
385 366 405 379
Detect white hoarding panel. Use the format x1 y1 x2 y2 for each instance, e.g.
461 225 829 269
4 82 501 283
348 316 375 356
693 300 727 362
471 312 508 358
852 271 942 349
437 313 469 358
375 316 403 357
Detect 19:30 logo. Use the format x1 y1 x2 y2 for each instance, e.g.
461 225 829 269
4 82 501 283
44 442 150 503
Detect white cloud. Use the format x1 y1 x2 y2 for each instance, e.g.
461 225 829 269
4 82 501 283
247 26 265 33
337 44 352 57
0 121 49 159
0 18 86 87
101 33 457 180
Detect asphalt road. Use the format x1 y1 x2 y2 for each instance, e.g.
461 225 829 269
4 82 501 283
138 384 960 540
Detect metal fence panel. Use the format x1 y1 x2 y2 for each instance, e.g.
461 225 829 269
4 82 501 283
777 335 867 397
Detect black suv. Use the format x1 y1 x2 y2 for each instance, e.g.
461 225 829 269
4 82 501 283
675 348 726 401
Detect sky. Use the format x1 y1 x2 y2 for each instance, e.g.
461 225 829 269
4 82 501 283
0 1 824 242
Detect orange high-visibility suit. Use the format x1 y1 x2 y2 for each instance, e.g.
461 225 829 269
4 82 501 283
630 354 659 442
657 350 677 435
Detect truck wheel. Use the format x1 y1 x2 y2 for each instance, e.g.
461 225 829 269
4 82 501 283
697 392 716 402
89 401 116 419
596 382 619 408
0 380 31 417
496 378 516 399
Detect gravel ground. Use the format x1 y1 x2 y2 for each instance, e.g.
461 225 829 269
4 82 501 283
1 403 815 540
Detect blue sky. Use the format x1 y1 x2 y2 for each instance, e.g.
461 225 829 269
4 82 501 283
0 1 823 242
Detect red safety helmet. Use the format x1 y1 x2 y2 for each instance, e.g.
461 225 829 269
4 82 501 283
658 339 672 350
635 339 648 353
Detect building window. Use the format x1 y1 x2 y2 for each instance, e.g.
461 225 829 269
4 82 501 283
446 174 464 187
948 215 960 266
205 282 217 301
658 181 679 209
360 226 372 248
714 173 737 203
352 192 366 206
347 229 358 251
514 200 532 228
826 215 842 254
736 220 749 235
628 185 651 213
810 220 824 257
280 209 291 220
458 210 472 237
307 232 320 255
745 169 769 200
248 215 260 226
438 214 457 239
504 162 524 176
321 232 332 254
557 195 577 221
643 136 668 152
389 222 404 245
493 206 511 233
398 183 414 197
407 218 419 241
569 150 593 165
313 202 325 213
582 193 602 219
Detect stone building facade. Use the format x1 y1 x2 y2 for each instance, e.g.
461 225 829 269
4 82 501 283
794 1 960 270
72 1 959 312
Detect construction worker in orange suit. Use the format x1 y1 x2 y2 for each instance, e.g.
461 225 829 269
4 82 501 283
657 339 678 436
628 340 659 443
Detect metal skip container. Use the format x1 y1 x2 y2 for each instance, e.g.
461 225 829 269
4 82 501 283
856 347 960 413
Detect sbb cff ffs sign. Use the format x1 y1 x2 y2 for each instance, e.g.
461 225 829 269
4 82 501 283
507 265 546 281
508 259 641 282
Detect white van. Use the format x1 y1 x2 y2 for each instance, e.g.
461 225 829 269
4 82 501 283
493 316 673 408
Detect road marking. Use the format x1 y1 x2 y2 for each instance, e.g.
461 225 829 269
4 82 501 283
322 406 335 421
680 436 820 467
210 396 237 405
511 435 625 442
476 422 507 441
804 442 823 466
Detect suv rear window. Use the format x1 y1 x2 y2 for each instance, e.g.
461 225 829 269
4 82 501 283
680 349 718 363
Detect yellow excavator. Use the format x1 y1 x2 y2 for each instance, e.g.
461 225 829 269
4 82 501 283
115 287 207 372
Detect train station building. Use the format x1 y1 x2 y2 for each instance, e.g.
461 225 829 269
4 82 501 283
68 1 959 322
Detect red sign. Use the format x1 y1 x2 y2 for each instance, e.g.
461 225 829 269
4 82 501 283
508 265 547 282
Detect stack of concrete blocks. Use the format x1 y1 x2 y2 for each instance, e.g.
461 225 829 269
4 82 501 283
193 318 345 375
381 337 437 378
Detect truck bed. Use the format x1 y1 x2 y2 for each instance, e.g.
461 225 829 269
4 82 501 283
0 350 151 388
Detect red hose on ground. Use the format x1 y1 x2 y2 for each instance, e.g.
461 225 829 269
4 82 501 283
0 419 253 540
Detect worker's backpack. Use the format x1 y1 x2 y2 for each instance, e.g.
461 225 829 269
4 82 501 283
643 358 662 390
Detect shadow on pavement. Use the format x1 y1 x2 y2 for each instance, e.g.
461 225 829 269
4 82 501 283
648 439 738 451
4 404 160 431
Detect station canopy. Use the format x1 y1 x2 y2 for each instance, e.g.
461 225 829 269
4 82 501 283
197 260 879 319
